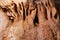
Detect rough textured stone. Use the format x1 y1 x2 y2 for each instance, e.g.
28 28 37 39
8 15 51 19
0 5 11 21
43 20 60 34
0 0 60 40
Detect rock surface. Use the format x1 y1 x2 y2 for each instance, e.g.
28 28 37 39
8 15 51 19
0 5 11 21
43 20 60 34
0 0 60 40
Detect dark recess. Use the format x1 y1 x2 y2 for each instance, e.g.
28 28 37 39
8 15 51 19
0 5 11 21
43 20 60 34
33 8 39 26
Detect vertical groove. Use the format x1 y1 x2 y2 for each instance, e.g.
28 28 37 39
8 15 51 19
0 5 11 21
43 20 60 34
14 3 18 13
50 11 52 18
33 6 39 26
22 2 25 20
26 5 29 16
44 7 48 20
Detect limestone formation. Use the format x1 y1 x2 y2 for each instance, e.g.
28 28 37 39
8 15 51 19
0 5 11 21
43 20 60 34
0 0 60 40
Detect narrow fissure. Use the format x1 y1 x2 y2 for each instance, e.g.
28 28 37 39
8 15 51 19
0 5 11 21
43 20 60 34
33 7 39 26
44 7 48 20
22 2 25 20
50 11 52 18
14 3 18 13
